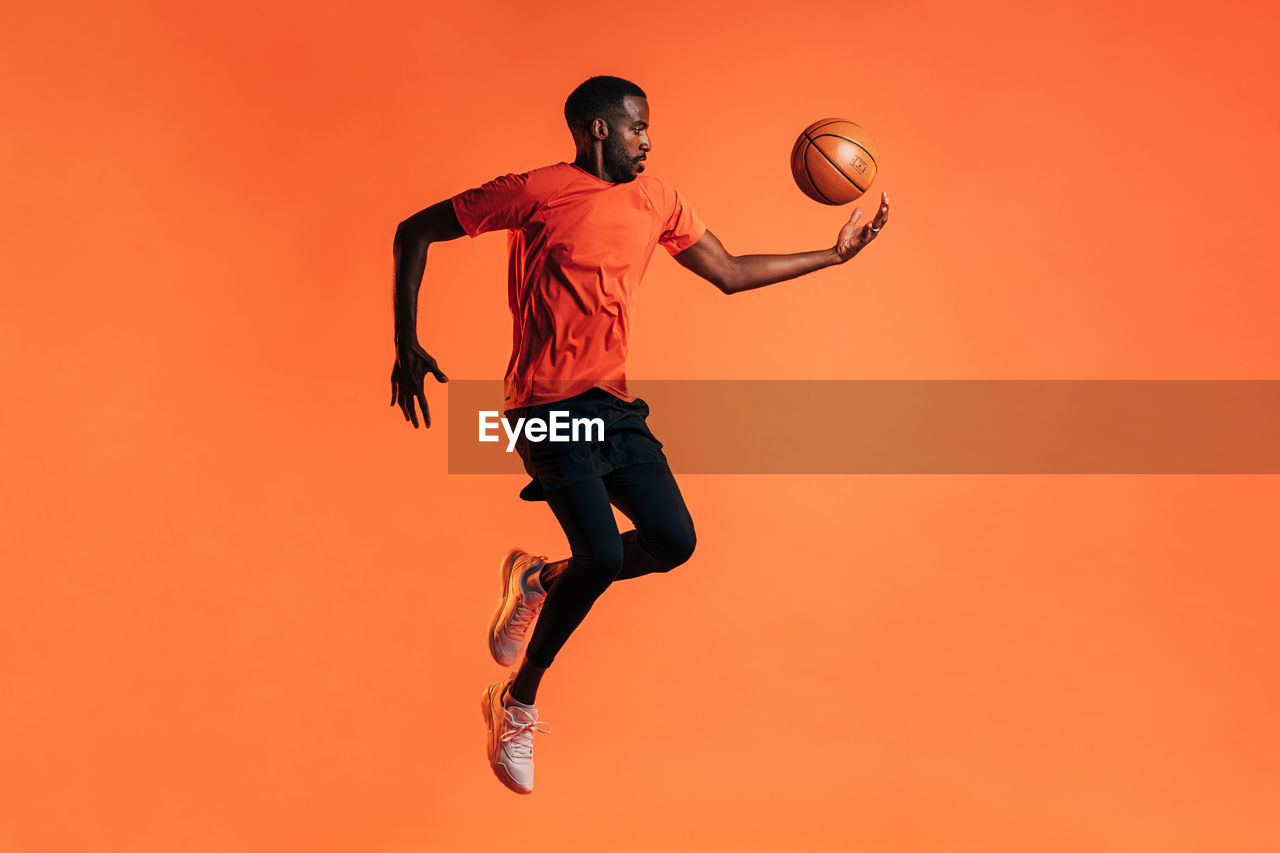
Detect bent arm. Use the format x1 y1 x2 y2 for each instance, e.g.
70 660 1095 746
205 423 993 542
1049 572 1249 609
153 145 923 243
393 200 466 347
673 229 839 295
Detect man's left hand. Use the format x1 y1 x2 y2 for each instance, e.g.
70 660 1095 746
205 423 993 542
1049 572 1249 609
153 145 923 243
834 191 890 262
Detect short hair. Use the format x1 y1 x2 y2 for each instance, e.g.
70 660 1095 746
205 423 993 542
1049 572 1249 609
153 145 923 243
564 76 647 134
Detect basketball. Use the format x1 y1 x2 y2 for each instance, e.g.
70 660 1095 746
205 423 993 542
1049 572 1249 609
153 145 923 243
790 118 879 205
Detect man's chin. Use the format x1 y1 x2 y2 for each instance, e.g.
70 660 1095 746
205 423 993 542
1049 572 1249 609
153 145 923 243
606 159 641 182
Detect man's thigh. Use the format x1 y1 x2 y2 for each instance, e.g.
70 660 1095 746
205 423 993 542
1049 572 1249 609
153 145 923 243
603 461 694 535
544 475 622 556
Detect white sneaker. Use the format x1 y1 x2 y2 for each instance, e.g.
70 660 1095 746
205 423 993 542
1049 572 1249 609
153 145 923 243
488 548 548 667
481 675 551 794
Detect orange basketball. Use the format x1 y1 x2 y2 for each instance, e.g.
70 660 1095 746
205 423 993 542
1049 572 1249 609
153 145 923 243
790 118 879 205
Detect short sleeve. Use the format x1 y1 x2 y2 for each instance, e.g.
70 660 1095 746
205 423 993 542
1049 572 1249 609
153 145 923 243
658 188 707 256
451 172 541 237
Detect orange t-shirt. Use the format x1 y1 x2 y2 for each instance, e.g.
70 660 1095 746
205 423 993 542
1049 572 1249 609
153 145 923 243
451 162 706 410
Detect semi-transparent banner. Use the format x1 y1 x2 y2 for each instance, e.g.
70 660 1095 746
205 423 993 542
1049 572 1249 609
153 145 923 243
446 380 1280 474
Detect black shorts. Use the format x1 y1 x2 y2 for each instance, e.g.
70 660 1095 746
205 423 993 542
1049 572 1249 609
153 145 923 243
505 388 668 502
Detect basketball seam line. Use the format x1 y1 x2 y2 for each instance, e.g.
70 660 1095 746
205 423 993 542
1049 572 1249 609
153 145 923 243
810 133 879 171
803 132 869 194
801 140 837 205
805 119 846 136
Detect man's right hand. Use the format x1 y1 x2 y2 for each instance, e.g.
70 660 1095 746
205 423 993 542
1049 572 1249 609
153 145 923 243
390 342 449 429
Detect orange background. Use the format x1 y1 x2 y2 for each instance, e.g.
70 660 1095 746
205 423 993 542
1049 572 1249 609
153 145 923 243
3 0 1279 850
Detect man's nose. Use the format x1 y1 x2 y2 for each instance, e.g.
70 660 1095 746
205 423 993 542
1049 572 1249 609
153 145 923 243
640 134 651 151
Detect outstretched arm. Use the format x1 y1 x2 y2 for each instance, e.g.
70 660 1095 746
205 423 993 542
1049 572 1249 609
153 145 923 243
673 191 889 295
391 200 467 429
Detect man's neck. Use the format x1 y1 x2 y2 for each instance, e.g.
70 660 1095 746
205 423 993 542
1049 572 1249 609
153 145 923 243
572 150 616 183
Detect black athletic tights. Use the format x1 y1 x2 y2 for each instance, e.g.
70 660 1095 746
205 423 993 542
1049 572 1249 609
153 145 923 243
523 461 697 669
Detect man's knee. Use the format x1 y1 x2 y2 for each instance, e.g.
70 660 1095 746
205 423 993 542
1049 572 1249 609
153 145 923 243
652 521 696 572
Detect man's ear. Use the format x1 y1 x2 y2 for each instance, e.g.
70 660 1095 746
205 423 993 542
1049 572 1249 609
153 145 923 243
591 117 609 140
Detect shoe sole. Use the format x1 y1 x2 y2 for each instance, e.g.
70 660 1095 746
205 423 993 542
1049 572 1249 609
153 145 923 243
487 548 524 666
480 680 532 795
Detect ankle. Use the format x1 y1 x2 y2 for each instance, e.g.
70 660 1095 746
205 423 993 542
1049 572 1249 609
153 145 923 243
509 658 547 707
538 560 566 591
505 684 536 708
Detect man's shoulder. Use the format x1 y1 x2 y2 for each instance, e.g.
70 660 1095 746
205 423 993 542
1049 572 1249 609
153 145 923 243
511 162 582 198
464 162 575 192
524 161 575 178
523 162 580 184
634 173 684 212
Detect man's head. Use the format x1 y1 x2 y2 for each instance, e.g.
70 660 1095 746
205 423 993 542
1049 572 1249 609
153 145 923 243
564 76 650 183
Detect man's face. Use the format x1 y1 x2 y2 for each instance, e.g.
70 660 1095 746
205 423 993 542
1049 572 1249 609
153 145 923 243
602 95 651 183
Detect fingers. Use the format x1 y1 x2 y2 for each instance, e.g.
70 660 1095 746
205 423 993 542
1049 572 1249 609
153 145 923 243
398 382 416 427
391 376 420 428
423 364 447 424
833 192 890 261
392 357 439 428
422 354 449 385
864 191 889 240
417 387 431 428
391 373 409 425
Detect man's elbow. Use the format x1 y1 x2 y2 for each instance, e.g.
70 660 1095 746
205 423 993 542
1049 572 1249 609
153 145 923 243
714 260 742 295
395 219 431 250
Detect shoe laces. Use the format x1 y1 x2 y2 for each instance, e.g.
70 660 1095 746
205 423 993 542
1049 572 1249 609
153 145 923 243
500 709 552 761
505 601 538 638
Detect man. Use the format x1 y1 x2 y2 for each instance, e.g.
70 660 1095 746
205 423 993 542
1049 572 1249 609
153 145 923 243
391 76 889 794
